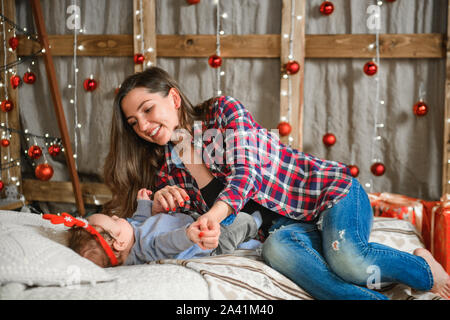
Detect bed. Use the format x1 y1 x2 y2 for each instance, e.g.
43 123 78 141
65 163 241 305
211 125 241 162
0 210 443 300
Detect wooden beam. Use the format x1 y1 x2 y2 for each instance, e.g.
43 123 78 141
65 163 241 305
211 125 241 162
17 34 445 59
0 0 22 195
30 0 85 216
443 0 450 196
306 34 444 59
156 34 281 58
23 179 111 206
280 0 305 150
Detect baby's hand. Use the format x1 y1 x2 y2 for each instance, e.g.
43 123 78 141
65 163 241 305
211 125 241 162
137 188 152 201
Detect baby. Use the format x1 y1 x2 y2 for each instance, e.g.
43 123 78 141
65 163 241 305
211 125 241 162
68 188 262 267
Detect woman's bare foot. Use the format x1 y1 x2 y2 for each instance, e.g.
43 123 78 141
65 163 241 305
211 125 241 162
414 248 450 299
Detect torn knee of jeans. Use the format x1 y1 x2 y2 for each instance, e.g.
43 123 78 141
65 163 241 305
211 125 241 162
332 230 346 251
332 240 340 251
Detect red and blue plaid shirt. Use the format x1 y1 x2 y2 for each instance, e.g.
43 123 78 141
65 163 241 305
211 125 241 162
154 96 352 222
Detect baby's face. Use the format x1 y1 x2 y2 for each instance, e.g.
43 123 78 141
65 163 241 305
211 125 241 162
88 214 129 238
87 214 135 263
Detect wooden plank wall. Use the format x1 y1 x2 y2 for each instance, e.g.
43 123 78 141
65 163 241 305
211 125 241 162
3 1 449 207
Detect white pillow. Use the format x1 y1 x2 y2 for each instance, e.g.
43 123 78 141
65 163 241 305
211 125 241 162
369 217 425 254
0 211 114 287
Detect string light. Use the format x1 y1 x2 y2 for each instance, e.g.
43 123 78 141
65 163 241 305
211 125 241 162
214 0 223 96
367 0 386 191
70 0 80 168
280 0 297 147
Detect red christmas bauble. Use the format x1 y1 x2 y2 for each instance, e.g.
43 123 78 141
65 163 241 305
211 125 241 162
277 122 292 137
0 181 4 192
186 0 200 4
48 144 62 157
28 145 43 160
413 101 428 117
134 53 145 65
23 71 36 84
320 1 334 16
348 165 360 178
322 133 336 147
1 100 14 112
285 61 300 75
8 36 19 50
10 75 21 89
83 78 98 92
364 61 378 76
35 163 54 181
208 55 222 68
371 162 386 176
1 139 10 147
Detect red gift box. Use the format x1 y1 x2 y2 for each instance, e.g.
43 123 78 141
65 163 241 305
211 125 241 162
430 196 450 273
368 192 450 273
368 192 424 234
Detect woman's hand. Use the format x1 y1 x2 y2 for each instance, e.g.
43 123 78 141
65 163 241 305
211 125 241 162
187 201 232 250
151 185 190 215
187 214 221 250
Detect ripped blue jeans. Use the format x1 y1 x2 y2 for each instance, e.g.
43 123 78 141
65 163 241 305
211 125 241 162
261 178 434 300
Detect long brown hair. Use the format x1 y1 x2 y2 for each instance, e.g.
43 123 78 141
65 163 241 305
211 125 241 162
103 67 216 218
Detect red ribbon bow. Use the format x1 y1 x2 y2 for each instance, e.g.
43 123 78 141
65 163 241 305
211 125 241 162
43 212 118 266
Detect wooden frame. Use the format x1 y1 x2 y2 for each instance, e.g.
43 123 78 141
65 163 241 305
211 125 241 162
0 1 22 209
442 1 450 196
2 1 449 208
1 0 85 214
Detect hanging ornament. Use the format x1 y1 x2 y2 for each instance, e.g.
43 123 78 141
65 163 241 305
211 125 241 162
1 139 10 147
186 0 200 4
23 71 36 84
348 165 360 178
28 145 43 160
134 53 145 65
363 61 378 76
208 54 222 68
322 133 336 147
285 61 300 75
320 1 334 16
1 100 14 112
8 36 19 50
48 144 62 157
83 77 98 92
0 181 4 192
413 101 428 117
277 121 292 137
10 75 21 89
371 162 386 176
35 163 54 181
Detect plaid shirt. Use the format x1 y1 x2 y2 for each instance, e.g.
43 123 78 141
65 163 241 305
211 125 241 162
154 96 352 222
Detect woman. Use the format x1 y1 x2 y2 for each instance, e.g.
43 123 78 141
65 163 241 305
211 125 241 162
103 66 449 300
